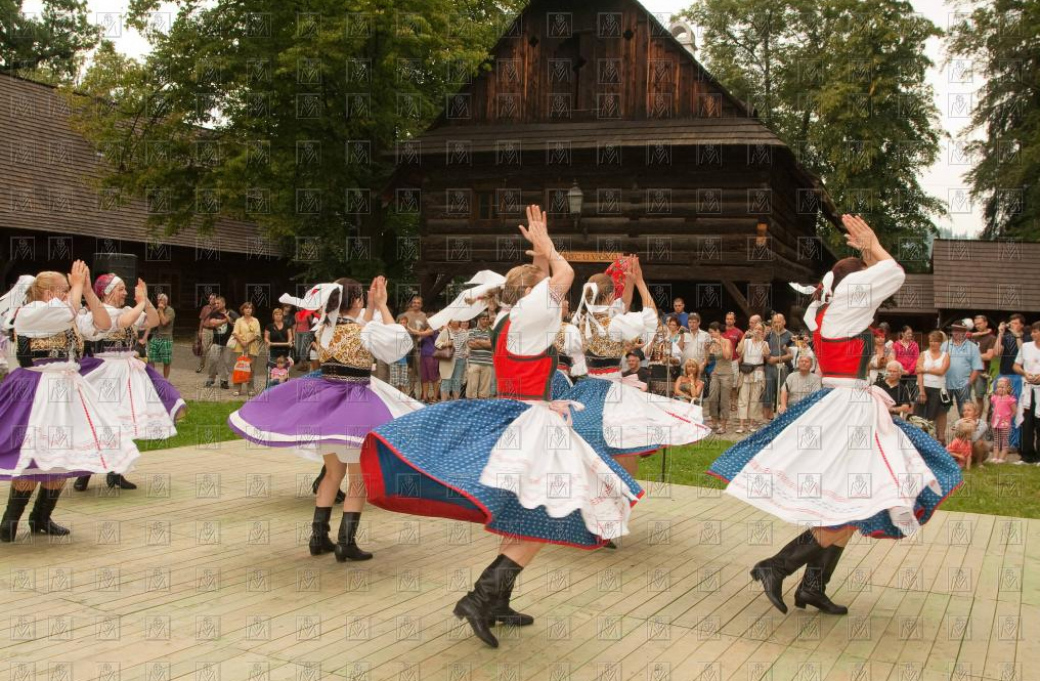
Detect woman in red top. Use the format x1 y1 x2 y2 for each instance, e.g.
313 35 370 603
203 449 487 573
294 307 318 372
893 325 920 401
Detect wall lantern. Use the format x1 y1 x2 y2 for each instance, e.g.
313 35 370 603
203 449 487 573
567 180 585 238
756 221 769 247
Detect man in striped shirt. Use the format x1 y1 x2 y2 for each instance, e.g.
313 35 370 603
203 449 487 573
465 312 494 398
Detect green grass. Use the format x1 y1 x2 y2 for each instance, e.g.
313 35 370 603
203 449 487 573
638 439 1040 520
138 400 243 452
146 403 1040 520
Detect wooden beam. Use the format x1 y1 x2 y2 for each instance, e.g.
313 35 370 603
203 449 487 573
722 280 754 320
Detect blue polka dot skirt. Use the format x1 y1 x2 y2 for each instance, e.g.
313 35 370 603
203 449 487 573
708 388 963 539
564 377 662 459
360 399 643 549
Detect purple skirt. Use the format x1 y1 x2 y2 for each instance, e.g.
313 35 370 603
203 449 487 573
228 375 412 448
0 358 102 480
143 363 187 419
420 356 439 382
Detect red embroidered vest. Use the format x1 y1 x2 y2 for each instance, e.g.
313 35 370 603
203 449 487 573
491 316 558 400
813 305 873 380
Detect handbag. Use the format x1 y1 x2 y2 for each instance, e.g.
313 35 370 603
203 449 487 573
231 354 253 384
192 336 203 357
433 343 455 360
738 362 757 375
939 387 952 405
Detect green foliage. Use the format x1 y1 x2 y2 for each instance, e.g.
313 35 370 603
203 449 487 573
680 0 945 259
70 0 521 282
947 0 1040 240
0 0 101 82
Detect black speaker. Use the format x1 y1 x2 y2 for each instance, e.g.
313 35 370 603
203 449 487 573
93 253 137 284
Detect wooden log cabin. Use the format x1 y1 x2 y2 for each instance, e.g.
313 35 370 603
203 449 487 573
391 0 840 322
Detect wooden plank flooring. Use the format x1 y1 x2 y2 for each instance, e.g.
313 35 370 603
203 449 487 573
0 440 1033 681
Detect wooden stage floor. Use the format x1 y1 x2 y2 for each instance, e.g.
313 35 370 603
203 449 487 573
1 440 1037 681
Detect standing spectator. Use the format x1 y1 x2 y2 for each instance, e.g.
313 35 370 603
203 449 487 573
916 330 951 443
436 319 469 401
736 324 768 433
265 307 294 364
722 311 743 412
705 322 734 433
943 320 984 416
465 312 494 398
1013 321 1040 465
673 359 704 403
867 330 891 384
996 314 1027 450
196 293 216 372
763 313 794 421
388 313 413 393
294 306 318 372
203 296 233 389
663 297 689 330
893 325 920 402
990 377 1016 464
230 302 261 397
790 331 817 373
147 293 176 379
621 351 650 389
876 360 914 419
971 314 998 415
778 354 822 413
401 295 431 398
416 320 439 402
647 318 683 395
682 312 711 384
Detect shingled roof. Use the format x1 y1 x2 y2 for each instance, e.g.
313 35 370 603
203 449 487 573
931 239 1040 312
0 73 263 254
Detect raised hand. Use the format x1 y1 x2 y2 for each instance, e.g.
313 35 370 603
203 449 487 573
370 276 388 307
841 214 877 252
69 260 88 288
135 278 148 302
519 204 554 259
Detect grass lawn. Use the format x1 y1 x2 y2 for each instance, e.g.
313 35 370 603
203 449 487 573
639 439 1040 520
139 400 244 452
149 403 1040 520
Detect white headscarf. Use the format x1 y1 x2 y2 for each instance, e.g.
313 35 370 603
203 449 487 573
572 281 614 340
0 275 36 331
427 270 507 330
279 283 343 347
790 270 835 332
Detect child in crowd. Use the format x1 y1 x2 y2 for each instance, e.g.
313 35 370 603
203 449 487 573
989 377 1017 464
946 420 976 470
269 355 291 385
949 402 989 469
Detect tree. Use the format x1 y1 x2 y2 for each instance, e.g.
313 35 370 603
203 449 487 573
680 0 945 258
70 0 520 287
947 0 1040 240
0 0 101 82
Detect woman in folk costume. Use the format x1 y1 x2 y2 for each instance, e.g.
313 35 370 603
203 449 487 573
229 276 421 561
0 264 141 542
360 206 642 648
73 274 184 492
709 215 962 615
565 255 711 477
550 299 585 399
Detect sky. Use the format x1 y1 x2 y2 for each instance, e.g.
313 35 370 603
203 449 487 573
26 0 985 237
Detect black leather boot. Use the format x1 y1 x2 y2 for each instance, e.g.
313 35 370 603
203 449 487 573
312 466 346 504
794 544 848 614
73 475 91 491
27 486 70 536
0 487 34 543
333 512 372 561
489 556 532 626
453 554 524 648
749 529 823 614
308 507 336 556
106 472 137 490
